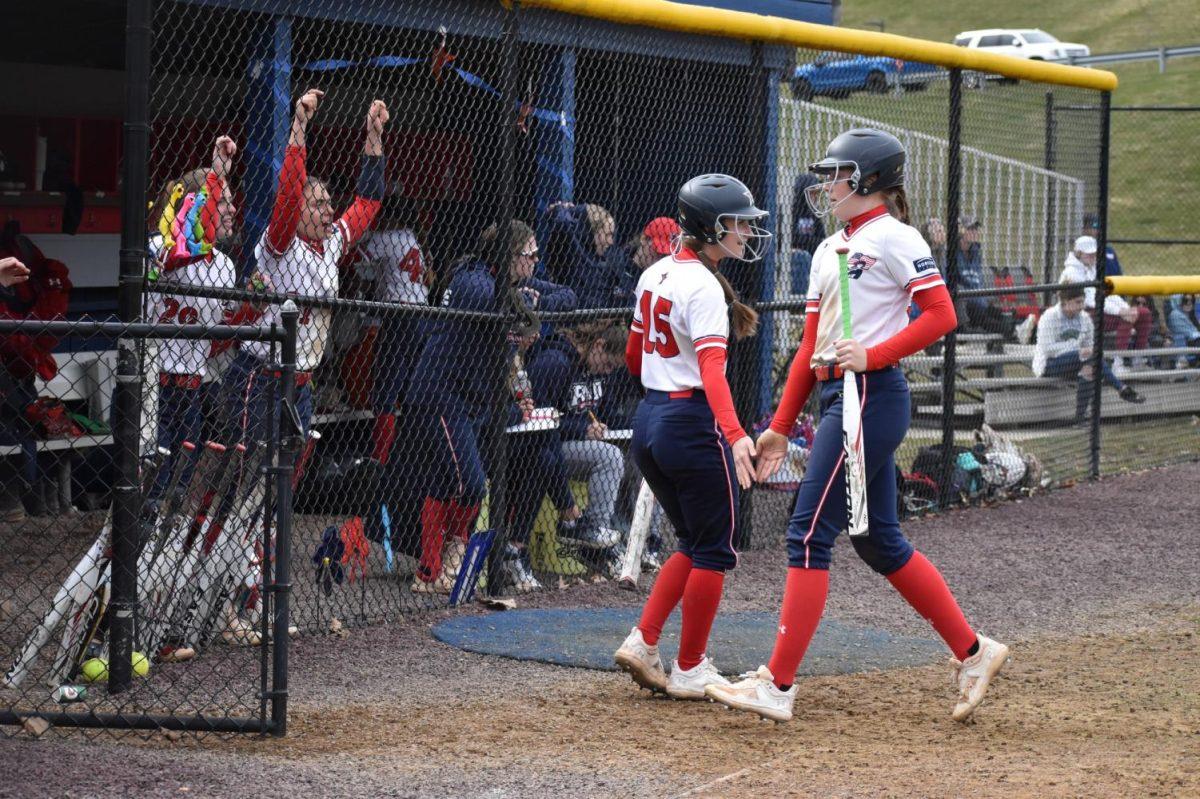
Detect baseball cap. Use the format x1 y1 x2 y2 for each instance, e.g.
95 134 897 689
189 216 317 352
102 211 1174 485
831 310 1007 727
642 217 681 256
1073 235 1097 254
958 215 982 230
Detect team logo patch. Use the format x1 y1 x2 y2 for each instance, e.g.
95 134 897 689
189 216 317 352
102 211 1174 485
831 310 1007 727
914 256 938 273
847 252 878 280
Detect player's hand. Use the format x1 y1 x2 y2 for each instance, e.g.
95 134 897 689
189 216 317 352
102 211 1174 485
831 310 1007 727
518 397 535 421
211 136 237 180
294 88 324 126
367 100 389 136
753 429 789 482
560 505 582 522
0 257 30 288
834 338 868 373
730 436 757 490
586 420 607 440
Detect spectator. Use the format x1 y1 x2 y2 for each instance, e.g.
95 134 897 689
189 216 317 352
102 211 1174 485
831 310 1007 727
954 215 1013 336
1032 284 1144 416
404 219 576 593
0 256 29 288
528 324 628 555
1058 235 1151 375
147 136 248 497
1083 213 1122 277
539 201 628 308
919 218 947 267
360 194 429 466
612 216 681 303
789 174 826 297
222 89 389 445
1164 294 1200 368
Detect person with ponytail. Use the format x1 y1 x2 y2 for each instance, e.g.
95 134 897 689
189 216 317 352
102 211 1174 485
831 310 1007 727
613 173 770 701
707 128 1010 724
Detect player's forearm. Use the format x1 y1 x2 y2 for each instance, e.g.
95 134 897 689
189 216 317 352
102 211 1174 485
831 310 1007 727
289 116 307 149
625 329 643 376
770 313 818 435
865 284 956 370
697 347 746 444
267 146 307 253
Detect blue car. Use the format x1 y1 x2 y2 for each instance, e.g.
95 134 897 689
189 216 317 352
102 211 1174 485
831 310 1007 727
791 52 942 102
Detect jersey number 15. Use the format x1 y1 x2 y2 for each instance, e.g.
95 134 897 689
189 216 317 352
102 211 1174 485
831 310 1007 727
638 291 679 358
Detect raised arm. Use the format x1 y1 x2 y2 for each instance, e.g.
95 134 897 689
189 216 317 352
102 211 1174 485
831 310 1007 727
265 88 322 255
336 99 389 248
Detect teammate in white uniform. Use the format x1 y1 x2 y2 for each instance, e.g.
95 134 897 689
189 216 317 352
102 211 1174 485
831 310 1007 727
707 128 1010 724
222 88 389 443
613 174 770 701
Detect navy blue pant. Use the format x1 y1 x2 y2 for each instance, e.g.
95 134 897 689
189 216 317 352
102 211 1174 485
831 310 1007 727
1042 351 1124 417
371 316 422 414
220 350 313 448
416 395 489 507
631 390 740 572
786 367 914 574
153 381 206 497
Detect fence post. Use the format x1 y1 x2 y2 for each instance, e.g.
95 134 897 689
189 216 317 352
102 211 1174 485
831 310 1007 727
109 0 152 694
1089 92 1113 480
484 0 522 593
270 303 299 736
1042 91 1057 299
938 68 964 508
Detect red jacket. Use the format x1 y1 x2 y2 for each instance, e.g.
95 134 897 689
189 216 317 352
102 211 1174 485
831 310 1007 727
1 236 71 381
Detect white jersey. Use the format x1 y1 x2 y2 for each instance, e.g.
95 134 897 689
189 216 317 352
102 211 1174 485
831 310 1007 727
805 211 945 366
363 228 427 305
147 234 236 378
245 226 345 372
630 251 729 393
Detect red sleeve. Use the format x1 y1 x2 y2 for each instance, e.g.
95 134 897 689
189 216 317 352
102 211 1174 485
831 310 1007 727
336 197 383 250
625 329 642 377
266 145 307 255
697 347 746 445
864 284 957 370
769 310 819 435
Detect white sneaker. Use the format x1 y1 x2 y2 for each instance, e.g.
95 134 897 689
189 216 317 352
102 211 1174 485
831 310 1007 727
1015 314 1037 345
666 656 731 700
613 627 667 692
951 634 1010 722
1112 358 1131 378
441 538 467 582
705 665 797 722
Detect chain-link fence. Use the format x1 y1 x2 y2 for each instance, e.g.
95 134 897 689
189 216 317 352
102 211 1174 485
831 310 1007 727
0 314 297 736
8 0 1194 738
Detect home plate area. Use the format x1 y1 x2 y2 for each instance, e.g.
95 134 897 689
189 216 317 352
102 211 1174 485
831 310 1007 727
432 608 944 676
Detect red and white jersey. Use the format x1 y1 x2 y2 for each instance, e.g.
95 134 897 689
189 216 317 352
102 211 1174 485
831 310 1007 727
148 234 236 377
245 226 345 372
630 249 729 392
805 209 944 366
363 228 427 305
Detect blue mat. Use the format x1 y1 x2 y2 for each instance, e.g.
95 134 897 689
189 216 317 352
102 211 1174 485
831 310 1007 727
433 608 943 676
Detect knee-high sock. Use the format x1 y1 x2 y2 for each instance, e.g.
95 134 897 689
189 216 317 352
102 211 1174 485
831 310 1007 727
418 497 449 580
446 500 480 542
371 413 397 465
637 552 692 646
677 568 725 671
767 567 829 689
886 550 977 660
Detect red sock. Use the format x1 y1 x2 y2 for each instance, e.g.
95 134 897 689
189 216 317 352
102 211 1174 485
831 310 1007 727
371 413 397 465
418 497 449 580
637 552 692 645
446 501 480 542
886 551 977 660
677 568 725 671
767 567 829 689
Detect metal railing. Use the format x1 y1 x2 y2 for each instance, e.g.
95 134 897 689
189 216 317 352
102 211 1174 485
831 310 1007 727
1055 44 1200 72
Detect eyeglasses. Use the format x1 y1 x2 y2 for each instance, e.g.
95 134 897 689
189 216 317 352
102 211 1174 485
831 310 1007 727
520 249 540 259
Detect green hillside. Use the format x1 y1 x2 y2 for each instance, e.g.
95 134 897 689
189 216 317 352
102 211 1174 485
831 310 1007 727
821 0 1200 273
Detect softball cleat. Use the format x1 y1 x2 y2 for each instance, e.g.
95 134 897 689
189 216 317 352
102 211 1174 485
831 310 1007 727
705 665 796 722
951 634 1010 722
614 626 667 693
665 656 731 700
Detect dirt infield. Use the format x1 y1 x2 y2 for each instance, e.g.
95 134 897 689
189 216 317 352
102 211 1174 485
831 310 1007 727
1 463 1198 798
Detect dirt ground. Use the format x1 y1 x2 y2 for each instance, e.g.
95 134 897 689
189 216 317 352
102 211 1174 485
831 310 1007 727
1 464 1198 798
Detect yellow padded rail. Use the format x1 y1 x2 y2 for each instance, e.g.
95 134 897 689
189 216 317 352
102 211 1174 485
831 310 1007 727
1107 276 1200 296
517 0 1118 92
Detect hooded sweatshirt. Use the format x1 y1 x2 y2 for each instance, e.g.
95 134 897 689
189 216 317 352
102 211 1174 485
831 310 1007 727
1059 251 1129 316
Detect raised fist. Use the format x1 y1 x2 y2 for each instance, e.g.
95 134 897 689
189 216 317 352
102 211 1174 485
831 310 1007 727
294 88 324 126
367 99 389 136
211 136 237 180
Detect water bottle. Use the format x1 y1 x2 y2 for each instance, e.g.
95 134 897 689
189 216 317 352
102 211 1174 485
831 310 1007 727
512 368 532 401
52 685 87 703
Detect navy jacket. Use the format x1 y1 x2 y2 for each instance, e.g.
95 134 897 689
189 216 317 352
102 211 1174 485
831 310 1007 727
527 336 606 441
409 259 576 415
539 204 634 309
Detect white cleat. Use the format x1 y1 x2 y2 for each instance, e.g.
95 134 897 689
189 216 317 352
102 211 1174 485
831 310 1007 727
666 656 730 700
951 634 1010 722
705 665 796 722
614 626 667 693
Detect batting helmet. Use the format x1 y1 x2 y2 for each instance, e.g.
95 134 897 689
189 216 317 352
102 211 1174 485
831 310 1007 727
810 128 905 195
677 174 771 262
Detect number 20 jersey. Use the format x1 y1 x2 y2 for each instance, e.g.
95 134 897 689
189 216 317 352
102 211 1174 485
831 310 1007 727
148 234 237 378
630 250 729 393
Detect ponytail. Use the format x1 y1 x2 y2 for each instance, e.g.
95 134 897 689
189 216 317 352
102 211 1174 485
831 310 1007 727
883 186 910 225
683 235 760 340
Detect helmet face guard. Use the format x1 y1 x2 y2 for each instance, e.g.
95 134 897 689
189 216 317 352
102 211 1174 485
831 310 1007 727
710 213 773 262
804 159 860 219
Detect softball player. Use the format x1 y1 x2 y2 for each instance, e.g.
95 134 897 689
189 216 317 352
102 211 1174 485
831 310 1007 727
224 88 388 443
706 129 1009 723
613 174 769 700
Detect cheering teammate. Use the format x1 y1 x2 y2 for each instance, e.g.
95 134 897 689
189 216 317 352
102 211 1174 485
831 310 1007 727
613 174 769 700
224 88 389 442
706 129 1009 723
